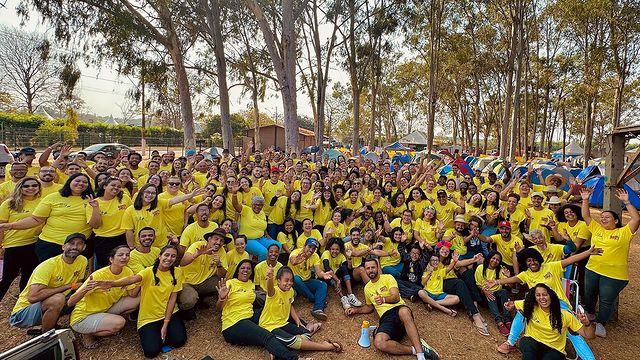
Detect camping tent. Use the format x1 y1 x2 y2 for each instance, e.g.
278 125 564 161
397 131 428 147
584 176 640 208
552 141 584 159
385 141 412 151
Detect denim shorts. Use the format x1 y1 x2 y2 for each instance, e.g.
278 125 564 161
10 302 43 328
426 291 447 301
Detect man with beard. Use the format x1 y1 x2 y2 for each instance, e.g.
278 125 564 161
345 257 440 360
478 221 524 274
127 152 147 180
38 166 62 197
9 233 88 334
160 150 175 172
0 162 28 201
128 227 161 274
261 166 286 218
138 160 160 186
178 228 228 318
91 157 110 174
179 203 219 253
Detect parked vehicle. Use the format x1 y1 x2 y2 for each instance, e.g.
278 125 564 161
73 143 131 160
0 143 14 178
0 329 79 360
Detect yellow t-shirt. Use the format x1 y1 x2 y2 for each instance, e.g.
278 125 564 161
268 197 295 225
0 180 17 202
40 183 63 198
474 264 507 292
288 248 320 281
557 221 591 247
70 266 136 325
3 164 39 183
320 250 346 272
0 198 42 248
181 240 228 285
433 200 458 228
128 247 160 274
323 221 346 239
221 278 256 331
444 229 467 255
489 234 523 266
587 222 634 280
158 192 189 236
129 166 148 180
389 204 407 220
261 180 286 215
515 300 583 355
86 195 132 237
369 197 387 214
364 274 405 317
12 255 87 315
193 172 209 188
414 218 438 246
516 261 570 307
296 229 322 249
341 199 363 212
259 286 294 332
389 218 414 242
238 187 264 207
345 242 369 268
296 191 315 222
501 208 527 239
32 193 92 245
226 249 250 280
423 268 447 295
239 205 267 239
136 266 183 329
407 199 430 220
533 244 566 263
529 207 555 239
179 221 219 249
121 200 170 248
313 200 333 227
254 260 283 291
379 237 401 267
276 232 295 252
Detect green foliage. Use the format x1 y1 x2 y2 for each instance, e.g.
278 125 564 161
201 113 249 144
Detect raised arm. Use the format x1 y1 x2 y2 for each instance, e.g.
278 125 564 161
616 189 639 233
168 187 204 207
580 188 593 225
560 246 602 269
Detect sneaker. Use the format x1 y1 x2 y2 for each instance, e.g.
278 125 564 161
497 341 516 354
347 293 363 307
420 338 441 360
595 322 607 338
311 309 327 321
506 321 512 330
340 296 352 310
409 295 417 303
498 322 510 337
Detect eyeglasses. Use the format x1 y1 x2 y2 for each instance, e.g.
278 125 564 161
40 170 56 173
168 182 181 186
22 184 39 188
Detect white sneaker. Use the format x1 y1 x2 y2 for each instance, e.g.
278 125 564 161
348 293 363 307
340 295 352 310
595 322 607 338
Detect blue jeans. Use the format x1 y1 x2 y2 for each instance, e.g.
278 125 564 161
508 301 595 360
584 268 628 325
266 224 281 241
486 289 511 324
246 237 281 262
293 276 327 311
382 263 403 279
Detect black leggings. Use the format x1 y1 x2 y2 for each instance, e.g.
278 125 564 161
520 336 564 360
35 239 62 262
222 319 298 360
443 278 478 315
94 234 128 269
0 244 38 301
272 322 310 348
138 316 187 358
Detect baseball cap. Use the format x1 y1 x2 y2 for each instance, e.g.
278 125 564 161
20 147 36 155
305 238 320 248
64 233 87 244
498 220 511 228
270 166 280 173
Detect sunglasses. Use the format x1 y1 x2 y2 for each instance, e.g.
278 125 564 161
168 182 181 186
22 184 39 188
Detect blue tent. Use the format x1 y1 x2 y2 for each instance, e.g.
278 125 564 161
577 165 600 181
584 176 640 208
385 141 412 151
321 149 342 159
569 168 582 178
392 154 412 164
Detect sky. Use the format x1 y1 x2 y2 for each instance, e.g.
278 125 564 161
0 1 323 121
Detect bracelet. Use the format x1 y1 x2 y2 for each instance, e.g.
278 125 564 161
70 282 78 290
163 319 170 323
382 297 386 304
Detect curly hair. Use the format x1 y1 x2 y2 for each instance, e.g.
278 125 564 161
151 245 178 286
522 283 563 334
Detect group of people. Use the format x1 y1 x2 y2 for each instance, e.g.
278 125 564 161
0 142 637 360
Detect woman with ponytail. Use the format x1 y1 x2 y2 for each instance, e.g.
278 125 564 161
97 245 186 358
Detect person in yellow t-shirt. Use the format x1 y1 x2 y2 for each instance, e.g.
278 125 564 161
580 187 639 335
128 227 161 274
0 162 28 202
372 227 403 278
386 210 415 244
178 203 219 253
231 188 280 262
433 190 464 229
87 177 132 268
126 152 148 180
413 207 443 251
344 227 371 285
254 244 283 292
314 188 337 233
259 265 343 353
417 254 460 316
479 220 523 269
37 166 63 198
474 251 512 336
344 257 440 360
529 228 573 263
95 244 186 359
288 238 332 320
217 259 300 360
297 218 323 249
0 177 43 301
504 284 594 358
321 238 363 310
226 236 250 280
261 167 287 216
68 245 140 349
10 233 88 332
159 176 196 237
178 228 229 314
0 173 94 262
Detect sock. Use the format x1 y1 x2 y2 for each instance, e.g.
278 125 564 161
416 353 426 360
411 346 417 355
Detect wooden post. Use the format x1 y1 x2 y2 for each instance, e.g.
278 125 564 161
604 132 625 214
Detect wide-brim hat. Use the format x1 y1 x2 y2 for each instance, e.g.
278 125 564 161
545 174 566 188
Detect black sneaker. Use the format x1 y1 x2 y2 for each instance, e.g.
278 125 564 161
420 338 440 360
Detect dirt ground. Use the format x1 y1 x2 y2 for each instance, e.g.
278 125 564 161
1 210 639 360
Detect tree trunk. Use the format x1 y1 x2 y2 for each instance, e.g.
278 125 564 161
500 14 518 160
352 88 361 155
509 1 524 161
612 75 625 128
167 39 195 150
251 73 261 151
369 79 378 148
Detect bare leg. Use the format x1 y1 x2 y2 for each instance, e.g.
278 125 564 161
436 294 460 307
41 293 65 331
398 306 423 356
299 340 335 351
418 290 455 315
373 332 413 355
344 278 354 295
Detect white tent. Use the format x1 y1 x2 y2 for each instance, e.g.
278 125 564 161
397 130 428 146
552 141 584 158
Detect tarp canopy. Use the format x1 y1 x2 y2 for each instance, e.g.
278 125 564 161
397 130 428 145
584 176 640 208
364 152 380 162
321 148 343 159
552 141 584 158
385 141 412 151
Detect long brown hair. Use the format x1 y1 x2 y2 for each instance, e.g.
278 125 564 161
9 177 41 211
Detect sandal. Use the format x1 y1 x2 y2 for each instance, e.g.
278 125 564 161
328 341 343 353
474 321 490 336
449 309 457 317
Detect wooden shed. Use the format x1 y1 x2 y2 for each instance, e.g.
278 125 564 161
245 124 316 151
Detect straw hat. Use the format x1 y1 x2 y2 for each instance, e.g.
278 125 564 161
545 174 566 188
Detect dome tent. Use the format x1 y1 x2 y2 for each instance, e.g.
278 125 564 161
583 176 640 208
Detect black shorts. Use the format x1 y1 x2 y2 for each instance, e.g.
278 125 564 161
375 305 410 342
